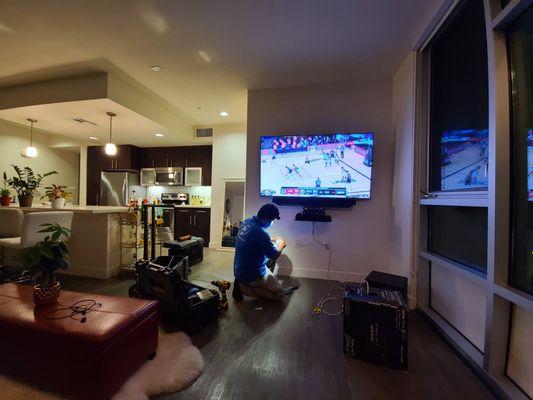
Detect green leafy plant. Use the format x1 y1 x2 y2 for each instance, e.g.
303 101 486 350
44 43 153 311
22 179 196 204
1 172 10 197
6 165 57 197
23 223 70 288
42 184 72 201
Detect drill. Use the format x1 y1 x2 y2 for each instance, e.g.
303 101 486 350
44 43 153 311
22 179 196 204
211 280 231 310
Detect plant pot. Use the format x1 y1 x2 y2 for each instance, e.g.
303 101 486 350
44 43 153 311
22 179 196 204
18 194 34 207
0 196 11 207
33 282 61 307
51 197 66 209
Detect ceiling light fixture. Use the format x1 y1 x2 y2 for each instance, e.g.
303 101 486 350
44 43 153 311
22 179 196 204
219 111 229 117
104 112 117 156
151 65 162 71
154 133 165 137
21 118 38 158
88 136 99 140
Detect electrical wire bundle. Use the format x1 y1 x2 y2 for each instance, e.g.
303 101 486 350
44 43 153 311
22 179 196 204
44 299 102 323
313 293 343 316
311 221 344 317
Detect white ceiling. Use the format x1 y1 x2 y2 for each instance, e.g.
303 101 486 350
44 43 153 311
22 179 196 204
0 0 439 127
0 99 194 147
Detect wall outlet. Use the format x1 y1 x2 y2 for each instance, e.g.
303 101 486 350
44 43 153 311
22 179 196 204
295 239 308 248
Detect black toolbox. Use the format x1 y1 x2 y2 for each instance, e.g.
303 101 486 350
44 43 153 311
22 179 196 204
163 237 205 266
343 283 408 370
129 256 219 333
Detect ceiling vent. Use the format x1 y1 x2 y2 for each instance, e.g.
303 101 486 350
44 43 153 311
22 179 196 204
73 118 98 126
195 128 213 138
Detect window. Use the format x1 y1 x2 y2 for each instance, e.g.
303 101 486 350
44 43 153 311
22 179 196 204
508 6 533 295
501 0 512 9
428 206 488 272
428 0 489 192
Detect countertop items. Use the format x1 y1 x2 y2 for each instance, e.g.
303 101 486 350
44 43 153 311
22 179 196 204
6 204 128 214
173 204 211 209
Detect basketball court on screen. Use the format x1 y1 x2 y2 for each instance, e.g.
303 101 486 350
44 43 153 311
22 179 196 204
260 146 372 198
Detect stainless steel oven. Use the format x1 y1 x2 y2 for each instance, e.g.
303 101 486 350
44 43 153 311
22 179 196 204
153 167 183 186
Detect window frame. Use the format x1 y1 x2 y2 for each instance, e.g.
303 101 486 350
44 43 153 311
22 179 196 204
414 1 533 399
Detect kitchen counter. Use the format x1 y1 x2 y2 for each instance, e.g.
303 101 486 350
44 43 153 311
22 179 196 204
168 204 211 209
6 204 129 214
1 204 129 279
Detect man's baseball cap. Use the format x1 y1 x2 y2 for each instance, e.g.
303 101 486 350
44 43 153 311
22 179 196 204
257 204 281 220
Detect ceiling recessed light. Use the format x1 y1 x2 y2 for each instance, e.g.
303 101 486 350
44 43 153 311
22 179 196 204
198 50 212 63
88 136 99 140
219 111 229 117
154 133 165 137
151 65 162 71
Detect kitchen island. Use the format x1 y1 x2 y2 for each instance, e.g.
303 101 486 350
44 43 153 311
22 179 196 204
1 205 129 279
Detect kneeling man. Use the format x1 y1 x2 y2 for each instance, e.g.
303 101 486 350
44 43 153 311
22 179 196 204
232 204 294 301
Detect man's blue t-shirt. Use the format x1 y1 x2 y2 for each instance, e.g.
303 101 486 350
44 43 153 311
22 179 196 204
233 216 279 283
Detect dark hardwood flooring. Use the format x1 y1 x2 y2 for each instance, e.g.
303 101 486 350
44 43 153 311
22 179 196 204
59 250 495 400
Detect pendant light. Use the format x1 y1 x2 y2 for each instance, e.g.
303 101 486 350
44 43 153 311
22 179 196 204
21 118 38 158
104 112 117 156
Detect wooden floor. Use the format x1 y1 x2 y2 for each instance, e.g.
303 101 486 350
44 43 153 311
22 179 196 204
60 249 495 400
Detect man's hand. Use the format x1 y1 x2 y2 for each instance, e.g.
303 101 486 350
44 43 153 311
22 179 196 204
275 238 286 252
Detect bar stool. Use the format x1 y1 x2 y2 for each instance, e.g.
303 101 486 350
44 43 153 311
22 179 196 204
0 211 73 270
0 209 24 270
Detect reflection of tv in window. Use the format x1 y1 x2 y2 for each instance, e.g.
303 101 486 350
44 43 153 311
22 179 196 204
440 129 488 191
260 133 373 199
527 128 533 201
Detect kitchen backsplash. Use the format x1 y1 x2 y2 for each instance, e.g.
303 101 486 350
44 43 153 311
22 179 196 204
146 185 212 205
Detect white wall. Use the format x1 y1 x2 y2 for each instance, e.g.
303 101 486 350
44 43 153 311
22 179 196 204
0 120 80 204
391 52 417 304
209 124 247 248
430 263 487 350
245 81 395 282
507 306 533 397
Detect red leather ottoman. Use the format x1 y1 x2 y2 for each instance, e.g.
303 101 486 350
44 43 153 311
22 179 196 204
0 283 159 400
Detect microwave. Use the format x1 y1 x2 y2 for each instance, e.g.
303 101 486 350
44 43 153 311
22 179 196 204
141 168 183 186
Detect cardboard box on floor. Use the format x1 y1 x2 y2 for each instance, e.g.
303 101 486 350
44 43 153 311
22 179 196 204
343 284 408 370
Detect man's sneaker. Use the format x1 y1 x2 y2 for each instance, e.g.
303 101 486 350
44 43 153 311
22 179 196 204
283 285 299 295
232 279 243 301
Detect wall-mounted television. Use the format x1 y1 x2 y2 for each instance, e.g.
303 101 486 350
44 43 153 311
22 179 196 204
260 133 374 203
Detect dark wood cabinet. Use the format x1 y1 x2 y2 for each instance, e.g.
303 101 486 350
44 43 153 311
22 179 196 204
86 145 140 205
139 145 212 185
140 147 178 168
173 207 210 246
87 145 213 204
174 208 193 237
193 209 211 242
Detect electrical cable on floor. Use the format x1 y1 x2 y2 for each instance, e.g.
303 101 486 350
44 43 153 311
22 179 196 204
313 294 343 316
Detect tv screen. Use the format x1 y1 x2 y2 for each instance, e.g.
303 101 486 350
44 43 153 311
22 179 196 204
260 133 373 199
527 128 533 201
439 129 488 191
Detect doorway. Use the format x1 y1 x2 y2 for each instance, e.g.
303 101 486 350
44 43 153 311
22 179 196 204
221 181 245 248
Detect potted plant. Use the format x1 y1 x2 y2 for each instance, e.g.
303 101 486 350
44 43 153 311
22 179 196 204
23 222 70 306
42 184 72 209
1 172 11 206
6 165 57 207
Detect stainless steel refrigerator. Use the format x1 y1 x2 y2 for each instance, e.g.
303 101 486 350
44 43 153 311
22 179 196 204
100 170 146 206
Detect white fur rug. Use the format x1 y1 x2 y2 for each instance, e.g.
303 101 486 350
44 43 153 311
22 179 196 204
113 332 204 400
0 332 204 400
